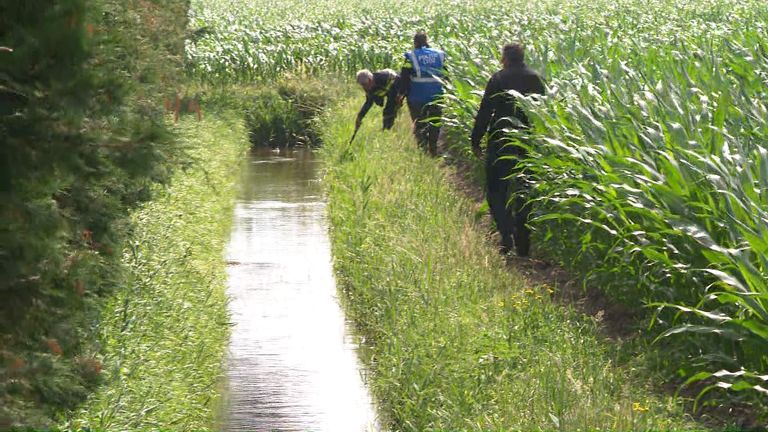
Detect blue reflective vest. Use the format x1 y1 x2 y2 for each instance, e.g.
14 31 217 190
404 47 445 105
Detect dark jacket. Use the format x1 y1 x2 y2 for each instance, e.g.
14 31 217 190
356 69 400 124
470 61 545 150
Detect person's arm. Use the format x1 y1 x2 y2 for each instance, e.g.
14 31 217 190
356 93 373 127
532 72 545 96
470 75 498 150
518 73 545 128
529 72 547 95
399 53 412 98
439 51 450 83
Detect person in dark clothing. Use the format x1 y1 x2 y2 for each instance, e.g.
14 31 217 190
399 32 446 155
356 68 402 131
471 43 545 256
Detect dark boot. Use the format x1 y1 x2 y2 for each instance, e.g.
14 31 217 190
512 196 531 257
487 151 515 256
513 229 530 257
500 234 515 255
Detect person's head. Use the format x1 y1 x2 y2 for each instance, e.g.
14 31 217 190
356 69 374 91
413 31 429 49
501 43 525 67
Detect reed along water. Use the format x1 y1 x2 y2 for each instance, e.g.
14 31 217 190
223 147 378 431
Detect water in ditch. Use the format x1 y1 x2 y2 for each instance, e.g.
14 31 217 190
223 147 379 431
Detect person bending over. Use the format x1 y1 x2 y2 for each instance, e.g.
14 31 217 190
355 68 402 131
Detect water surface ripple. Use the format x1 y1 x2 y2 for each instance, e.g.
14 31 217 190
224 148 378 432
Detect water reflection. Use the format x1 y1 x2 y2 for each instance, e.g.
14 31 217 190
224 147 378 431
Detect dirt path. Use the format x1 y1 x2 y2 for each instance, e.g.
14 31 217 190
435 139 642 341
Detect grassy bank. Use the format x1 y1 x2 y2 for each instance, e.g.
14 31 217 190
321 97 695 431
63 115 249 431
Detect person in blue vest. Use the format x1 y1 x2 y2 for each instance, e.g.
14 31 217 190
399 31 445 156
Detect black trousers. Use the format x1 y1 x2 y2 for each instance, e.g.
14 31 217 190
486 141 531 256
382 79 402 130
407 101 441 155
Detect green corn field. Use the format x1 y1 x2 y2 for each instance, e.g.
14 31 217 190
188 0 768 416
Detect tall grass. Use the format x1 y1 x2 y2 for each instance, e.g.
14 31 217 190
320 97 694 431
188 0 768 414
63 115 249 431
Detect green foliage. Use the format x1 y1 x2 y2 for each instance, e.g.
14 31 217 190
64 115 248 431
320 98 694 431
517 3 768 413
188 0 768 417
243 77 347 147
188 0 768 414
186 0 511 82
0 0 187 427
190 76 349 147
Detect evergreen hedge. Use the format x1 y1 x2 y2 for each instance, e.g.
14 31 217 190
0 0 188 427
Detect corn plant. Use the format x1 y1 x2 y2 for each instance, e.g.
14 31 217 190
188 0 768 412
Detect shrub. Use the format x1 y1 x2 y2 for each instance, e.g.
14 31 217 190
0 0 187 426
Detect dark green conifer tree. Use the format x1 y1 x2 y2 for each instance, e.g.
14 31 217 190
0 0 188 426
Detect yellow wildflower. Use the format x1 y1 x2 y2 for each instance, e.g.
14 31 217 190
632 402 649 412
